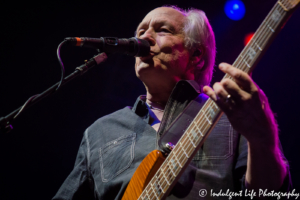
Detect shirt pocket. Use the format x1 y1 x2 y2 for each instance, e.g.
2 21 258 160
192 114 233 161
99 132 136 182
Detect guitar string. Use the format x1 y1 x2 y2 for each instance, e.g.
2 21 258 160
233 2 283 73
141 118 211 199
139 96 220 199
228 3 280 75
140 7 283 199
139 100 214 199
224 2 284 79
243 2 285 72
138 2 288 200
140 100 217 199
282 0 298 10
244 2 285 71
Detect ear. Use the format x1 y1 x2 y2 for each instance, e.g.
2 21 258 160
186 48 204 74
191 48 203 63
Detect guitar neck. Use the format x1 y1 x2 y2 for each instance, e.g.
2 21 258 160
224 0 299 78
138 1 299 199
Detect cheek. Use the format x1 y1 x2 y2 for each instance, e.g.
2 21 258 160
170 43 190 67
156 37 175 55
161 38 187 59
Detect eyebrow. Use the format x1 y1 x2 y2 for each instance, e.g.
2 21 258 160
136 22 147 33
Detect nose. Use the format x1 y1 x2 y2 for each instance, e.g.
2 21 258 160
139 29 156 46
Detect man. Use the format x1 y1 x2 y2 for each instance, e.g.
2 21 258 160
53 6 291 200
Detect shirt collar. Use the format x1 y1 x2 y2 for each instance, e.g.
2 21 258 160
131 80 201 118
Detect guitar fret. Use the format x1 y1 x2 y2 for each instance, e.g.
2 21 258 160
243 59 251 68
169 156 181 172
152 181 165 197
259 8 277 46
240 54 248 67
176 148 188 165
278 1 289 11
167 165 175 181
162 163 175 185
167 162 177 177
145 188 151 200
185 132 198 155
179 142 189 158
150 184 159 199
255 42 263 51
173 153 183 168
187 132 196 148
267 24 275 32
155 171 168 194
201 110 212 124
149 188 156 199
161 171 170 186
192 121 204 137
190 128 200 142
161 181 168 192
139 193 145 200
159 182 166 194
212 102 220 112
209 107 216 119
243 4 280 70
209 104 219 120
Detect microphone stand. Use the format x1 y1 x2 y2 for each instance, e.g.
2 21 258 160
0 52 108 134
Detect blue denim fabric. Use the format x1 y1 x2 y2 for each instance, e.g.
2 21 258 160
53 80 290 200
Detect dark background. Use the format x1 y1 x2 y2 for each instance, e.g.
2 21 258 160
0 0 299 199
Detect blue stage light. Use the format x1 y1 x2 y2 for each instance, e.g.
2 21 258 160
224 0 246 21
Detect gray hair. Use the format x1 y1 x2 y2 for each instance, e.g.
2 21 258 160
165 6 216 88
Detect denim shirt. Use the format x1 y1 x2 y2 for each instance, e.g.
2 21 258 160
53 80 290 200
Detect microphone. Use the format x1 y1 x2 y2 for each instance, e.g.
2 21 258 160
64 37 150 57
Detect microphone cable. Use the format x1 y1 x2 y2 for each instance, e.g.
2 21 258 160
13 41 67 120
56 40 66 91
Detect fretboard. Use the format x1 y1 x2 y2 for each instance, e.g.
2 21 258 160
138 1 299 199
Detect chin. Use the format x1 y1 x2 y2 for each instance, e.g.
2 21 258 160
136 63 152 79
135 58 155 73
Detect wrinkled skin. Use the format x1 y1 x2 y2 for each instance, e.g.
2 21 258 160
135 7 197 105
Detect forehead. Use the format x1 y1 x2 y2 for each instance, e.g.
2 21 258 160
137 7 186 30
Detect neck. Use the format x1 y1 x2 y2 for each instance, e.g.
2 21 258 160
142 77 178 107
146 98 165 111
145 86 173 109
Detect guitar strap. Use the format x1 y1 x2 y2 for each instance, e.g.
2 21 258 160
158 92 209 152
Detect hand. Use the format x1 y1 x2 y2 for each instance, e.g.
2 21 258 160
203 63 277 144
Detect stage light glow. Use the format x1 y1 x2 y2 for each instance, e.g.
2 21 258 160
244 32 254 46
224 0 246 21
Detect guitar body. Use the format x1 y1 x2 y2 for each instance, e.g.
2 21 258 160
122 150 165 200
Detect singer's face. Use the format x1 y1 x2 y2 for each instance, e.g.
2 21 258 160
135 7 194 89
